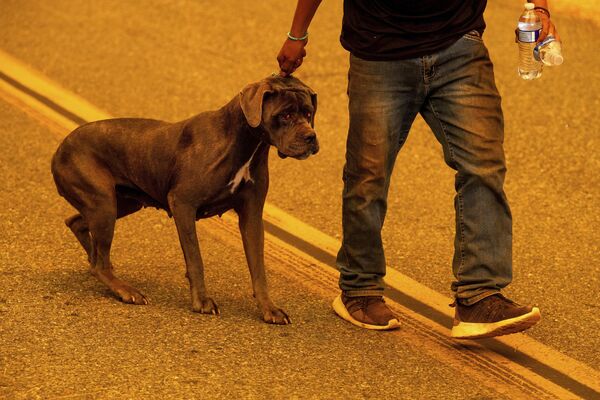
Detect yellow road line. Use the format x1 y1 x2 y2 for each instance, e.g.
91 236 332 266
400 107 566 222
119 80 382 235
0 51 110 123
207 215 565 399
0 75 79 133
1 47 598 398
264 201 600 395
256 216 581 400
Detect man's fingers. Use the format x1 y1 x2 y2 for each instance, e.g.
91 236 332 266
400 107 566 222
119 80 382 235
537 14 551 42
277 51 285 65
281 56 303 77
538 26 548 42
277 46 296 75
293 48 306 69
276 40 307 77
548 21 560 41
280 59 295 73
537 16 561 43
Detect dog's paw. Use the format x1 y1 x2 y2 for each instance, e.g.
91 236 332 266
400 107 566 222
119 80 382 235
262 306 291 325
115 286 148 305
192 297 220 315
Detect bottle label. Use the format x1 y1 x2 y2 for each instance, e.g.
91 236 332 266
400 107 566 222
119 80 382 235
518 29 540 43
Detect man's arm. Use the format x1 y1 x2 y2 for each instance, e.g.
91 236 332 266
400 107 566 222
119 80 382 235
277 0 323 77
528 0 560 42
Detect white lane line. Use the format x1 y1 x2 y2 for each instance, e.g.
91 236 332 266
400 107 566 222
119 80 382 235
1 47 598 397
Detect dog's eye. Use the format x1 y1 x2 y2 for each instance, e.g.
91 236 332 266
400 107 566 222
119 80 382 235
305 112 312 119
282 113 292 121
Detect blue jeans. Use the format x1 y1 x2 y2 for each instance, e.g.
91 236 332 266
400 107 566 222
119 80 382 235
336 32 512 305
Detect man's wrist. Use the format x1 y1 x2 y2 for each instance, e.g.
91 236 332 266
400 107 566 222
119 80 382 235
287 31 309 41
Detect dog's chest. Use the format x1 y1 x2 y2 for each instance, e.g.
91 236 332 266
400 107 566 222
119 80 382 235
194 144 262 220
227 143 261 194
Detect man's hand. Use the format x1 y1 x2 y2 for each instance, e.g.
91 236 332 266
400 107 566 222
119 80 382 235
529 0 560 42
277 38 308 77
537 11 560 42
277 0 322 76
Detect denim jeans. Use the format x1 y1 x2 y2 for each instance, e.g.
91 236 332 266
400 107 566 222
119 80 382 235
336 31 512 305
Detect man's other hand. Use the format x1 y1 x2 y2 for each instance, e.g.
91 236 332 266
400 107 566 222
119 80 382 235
536 9 560 42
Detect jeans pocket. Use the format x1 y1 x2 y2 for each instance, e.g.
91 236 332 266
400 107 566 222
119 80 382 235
463 30 484 43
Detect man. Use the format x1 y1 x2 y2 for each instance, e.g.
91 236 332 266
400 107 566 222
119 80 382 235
277 0 558 338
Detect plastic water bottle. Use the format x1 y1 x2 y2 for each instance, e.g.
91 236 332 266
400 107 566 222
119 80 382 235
517 3 543 80
534 35 564 66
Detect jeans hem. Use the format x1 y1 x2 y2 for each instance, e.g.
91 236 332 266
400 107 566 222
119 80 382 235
456 290 500 306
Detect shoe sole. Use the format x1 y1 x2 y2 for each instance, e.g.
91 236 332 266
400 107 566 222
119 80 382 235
331 294 401 331
451 307 541 340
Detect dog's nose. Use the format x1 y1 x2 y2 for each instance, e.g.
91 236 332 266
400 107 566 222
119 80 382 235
304 132 317 144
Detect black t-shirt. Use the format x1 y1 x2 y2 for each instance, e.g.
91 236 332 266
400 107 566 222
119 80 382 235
340 0 487 60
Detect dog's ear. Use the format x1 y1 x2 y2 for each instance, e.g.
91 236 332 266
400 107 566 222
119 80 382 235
239 81 273 128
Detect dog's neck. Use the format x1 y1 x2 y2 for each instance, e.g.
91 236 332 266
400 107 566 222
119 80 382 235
221 96 270 193
222 96 269 146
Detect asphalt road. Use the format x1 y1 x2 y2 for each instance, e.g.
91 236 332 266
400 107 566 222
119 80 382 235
0 0 598 397
0 99 517 399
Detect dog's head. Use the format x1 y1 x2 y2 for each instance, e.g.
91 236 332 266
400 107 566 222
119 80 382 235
239 75 319 160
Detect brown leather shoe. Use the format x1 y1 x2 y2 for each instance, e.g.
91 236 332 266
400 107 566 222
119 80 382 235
451 293 541 339
332 294 400 330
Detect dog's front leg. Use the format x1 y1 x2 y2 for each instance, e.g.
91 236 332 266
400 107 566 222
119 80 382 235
236 196 291 325
168 193 219 315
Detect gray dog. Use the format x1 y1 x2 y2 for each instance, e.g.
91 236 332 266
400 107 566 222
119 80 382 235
51 75 318 325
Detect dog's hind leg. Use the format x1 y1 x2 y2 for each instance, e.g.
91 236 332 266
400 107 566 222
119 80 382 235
62 193 143 268
84 191 148 306
65 214 93 263
55 156 147 305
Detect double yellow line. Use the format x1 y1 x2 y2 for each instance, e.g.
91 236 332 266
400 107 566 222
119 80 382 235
1 48 598 399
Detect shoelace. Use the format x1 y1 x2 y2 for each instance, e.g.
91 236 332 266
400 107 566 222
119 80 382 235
470 294 522 321
346 296 385 313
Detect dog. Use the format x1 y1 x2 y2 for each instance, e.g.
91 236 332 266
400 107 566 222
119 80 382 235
51 75 319 324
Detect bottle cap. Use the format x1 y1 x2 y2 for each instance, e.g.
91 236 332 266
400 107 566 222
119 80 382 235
524 3 534 10
548 53 564 65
